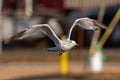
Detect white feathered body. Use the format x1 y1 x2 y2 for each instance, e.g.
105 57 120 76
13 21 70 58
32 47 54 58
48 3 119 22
46 39 77 53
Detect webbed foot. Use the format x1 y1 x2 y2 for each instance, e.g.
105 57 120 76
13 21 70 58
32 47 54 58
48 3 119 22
59 53 63 56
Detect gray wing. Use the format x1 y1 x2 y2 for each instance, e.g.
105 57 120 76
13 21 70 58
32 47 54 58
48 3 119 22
5 24 61 45
67 18 107 40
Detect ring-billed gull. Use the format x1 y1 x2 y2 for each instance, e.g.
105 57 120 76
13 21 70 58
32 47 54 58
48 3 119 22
5 17 107 56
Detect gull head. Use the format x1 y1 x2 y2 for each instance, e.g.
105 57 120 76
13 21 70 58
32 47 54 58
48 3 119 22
69 40 79 47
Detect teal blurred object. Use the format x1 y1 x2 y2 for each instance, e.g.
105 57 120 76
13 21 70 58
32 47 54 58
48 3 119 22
102 52 106 61
94 43 106 61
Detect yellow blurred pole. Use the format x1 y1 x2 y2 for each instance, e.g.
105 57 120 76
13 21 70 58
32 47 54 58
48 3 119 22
98 9 120 50
60 35 68 74
89 1 106 54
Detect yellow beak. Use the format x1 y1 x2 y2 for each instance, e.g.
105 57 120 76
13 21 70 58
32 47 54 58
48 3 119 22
75 43 79 47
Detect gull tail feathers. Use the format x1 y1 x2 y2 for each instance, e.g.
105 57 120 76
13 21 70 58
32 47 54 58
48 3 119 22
45 48 58 52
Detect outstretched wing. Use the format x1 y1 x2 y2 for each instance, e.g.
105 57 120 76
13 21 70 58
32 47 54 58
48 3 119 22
5 24 61 45
67 18 107 40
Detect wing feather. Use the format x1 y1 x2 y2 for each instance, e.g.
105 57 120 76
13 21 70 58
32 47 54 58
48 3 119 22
5 24 61 45
67 18 107 40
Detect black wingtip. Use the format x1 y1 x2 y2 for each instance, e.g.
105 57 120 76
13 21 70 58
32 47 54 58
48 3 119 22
4 29 27 44
102 26 108 29
4 40 9 44
92 19 108 29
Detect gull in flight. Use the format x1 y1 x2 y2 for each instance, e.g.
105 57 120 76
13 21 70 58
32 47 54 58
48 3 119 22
5 18 107 56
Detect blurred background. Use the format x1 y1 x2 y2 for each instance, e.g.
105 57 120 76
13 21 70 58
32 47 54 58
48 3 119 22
0 0 120 79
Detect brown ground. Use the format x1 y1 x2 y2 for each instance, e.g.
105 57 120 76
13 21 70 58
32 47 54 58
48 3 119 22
0 48 120 80
0 62 120 80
